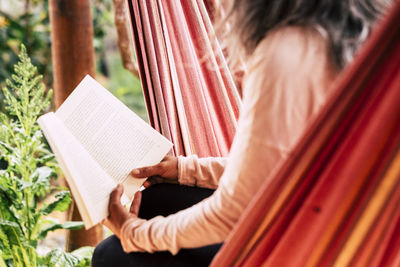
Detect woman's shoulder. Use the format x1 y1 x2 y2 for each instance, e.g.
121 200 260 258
247 25 331 74
242 25 338 101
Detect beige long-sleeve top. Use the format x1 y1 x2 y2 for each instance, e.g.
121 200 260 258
120 26 338 254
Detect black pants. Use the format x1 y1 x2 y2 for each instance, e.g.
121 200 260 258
92 184 222 267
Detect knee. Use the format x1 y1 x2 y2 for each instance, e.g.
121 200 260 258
91 237 110 267
92 235 124 267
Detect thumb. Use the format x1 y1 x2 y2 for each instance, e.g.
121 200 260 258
110 184 124 203
130 191 142 215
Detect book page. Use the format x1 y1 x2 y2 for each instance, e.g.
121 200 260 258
38 113 129 229
56 75 173 198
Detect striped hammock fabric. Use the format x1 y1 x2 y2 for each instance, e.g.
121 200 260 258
211 2 400 266
126 0 241 157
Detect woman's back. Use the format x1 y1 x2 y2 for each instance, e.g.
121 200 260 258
118 25 339 253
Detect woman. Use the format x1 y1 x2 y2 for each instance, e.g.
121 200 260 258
92 0 390 266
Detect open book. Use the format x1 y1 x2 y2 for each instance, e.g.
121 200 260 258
38 75 173 229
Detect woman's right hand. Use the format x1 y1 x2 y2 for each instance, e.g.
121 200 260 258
131 155 178 188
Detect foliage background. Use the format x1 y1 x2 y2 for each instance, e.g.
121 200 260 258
0 0 147 119
0 45 93 267
0 0 147 257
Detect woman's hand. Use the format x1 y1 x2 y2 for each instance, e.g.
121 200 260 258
103 184 142 239
131 155 178 188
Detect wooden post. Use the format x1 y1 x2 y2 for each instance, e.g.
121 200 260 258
49 0 104 250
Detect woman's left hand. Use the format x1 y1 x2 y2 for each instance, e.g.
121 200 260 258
103 184 142 239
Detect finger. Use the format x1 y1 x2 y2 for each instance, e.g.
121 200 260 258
102 218 110 227
110 184 124 202
130 191 142 214
109 184 124 212
131 165 162 178
143 180 152 188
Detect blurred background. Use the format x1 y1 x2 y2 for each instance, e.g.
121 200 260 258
0 0 148 252
0 0 147 119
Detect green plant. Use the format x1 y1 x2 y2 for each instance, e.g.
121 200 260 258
0 45 93 267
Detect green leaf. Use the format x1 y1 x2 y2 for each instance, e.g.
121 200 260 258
37 153 55 164
31 166 55 195
0 219 19 228
39 191 71 215
34 166 54 179
71 246 94 267
38 220 83 240
0 227 12 260
45 248 83 267
0 253 7 267
0 141 14 153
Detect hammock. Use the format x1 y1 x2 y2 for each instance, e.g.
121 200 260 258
126 0 241 157
125 0 400 265
211 1 400 266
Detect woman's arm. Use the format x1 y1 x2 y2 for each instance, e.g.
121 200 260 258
178 155 227 189
113 26 337 254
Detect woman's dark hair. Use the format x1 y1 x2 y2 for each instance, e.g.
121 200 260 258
218 0 392 69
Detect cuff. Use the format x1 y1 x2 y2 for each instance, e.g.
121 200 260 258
177 155 198 186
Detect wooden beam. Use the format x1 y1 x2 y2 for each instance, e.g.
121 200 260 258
49 0 103 250
49 0 96 107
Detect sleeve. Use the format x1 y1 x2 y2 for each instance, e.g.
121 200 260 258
119 27 337 254
177 155 227 189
